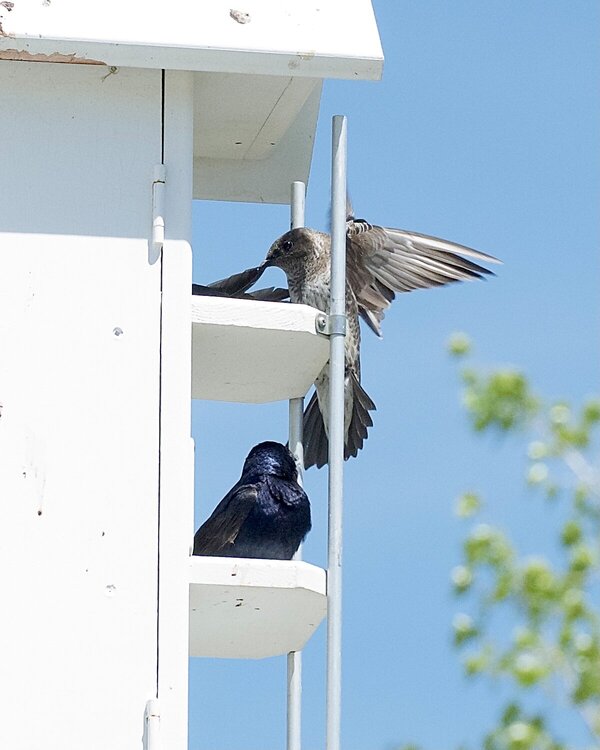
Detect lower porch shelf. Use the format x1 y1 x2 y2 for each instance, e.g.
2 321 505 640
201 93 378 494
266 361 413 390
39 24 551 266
189 556 327 659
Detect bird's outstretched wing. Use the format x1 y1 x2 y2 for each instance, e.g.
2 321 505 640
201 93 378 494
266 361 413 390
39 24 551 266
193 483 258 556
247 287 290 302
346 219 501 337
192 264 289 302
209 265 267 296
192 283 289 302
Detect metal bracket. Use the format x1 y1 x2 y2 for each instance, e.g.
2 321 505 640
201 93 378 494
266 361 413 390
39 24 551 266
315 313 347 336
149 164 166 264
143 700 160 750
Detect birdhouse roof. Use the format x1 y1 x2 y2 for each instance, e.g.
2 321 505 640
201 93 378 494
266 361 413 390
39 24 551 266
0 0 383 203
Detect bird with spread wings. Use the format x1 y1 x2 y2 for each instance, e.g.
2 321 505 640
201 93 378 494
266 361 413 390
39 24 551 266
194 204 500 468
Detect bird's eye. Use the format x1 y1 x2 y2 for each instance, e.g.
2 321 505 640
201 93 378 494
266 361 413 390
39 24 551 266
282 240 293 251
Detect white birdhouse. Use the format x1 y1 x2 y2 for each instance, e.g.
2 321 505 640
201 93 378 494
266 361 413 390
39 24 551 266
0 2 382 748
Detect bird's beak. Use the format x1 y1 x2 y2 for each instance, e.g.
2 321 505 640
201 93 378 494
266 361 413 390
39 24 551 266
263 243 279 267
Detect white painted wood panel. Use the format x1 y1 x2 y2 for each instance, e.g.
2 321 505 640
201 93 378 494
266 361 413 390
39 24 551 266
156 70 195 750
0 62 162 750
194 74 318 161
189 558 327 658
0 62 160 238
0 59 318 206
0 236 161 749
193 80 323 204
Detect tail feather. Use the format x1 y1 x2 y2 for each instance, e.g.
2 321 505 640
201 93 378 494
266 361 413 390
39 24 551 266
302 376 376 469
303 391 329 469
345 373 376 459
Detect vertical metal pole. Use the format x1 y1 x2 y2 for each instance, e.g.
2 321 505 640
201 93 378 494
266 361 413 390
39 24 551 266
287 180 306 750
290 180 306 234
327 116 347 750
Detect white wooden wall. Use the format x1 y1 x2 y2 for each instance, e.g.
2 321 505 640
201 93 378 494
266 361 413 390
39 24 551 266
0 61 192 749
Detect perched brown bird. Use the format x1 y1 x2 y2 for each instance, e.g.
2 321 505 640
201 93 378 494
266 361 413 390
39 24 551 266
264 210 500 468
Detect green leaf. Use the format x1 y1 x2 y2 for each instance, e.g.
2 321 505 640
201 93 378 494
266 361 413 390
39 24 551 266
455 492 482 518
513 627 537 649
560 520 582 547
451 565 474 593
583 399 600 424
562 588 586 619
464 649 490 676
569 544 595 573
442 339 600 750
453 613 478 645
520 558 557 597
527 441 548 460
526 463 548 485
513 652 546 687
447 331 472 357
461 369 539 433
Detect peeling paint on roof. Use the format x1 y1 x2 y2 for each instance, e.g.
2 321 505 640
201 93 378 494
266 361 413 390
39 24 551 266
0 48 104 64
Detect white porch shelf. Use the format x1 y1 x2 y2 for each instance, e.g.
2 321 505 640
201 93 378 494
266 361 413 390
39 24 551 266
189 557 327 659
191 296 329 403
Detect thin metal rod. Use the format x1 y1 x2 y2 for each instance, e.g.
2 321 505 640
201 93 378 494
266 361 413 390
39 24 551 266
286 650 302 750
326 116 347 750
288 398 305 491
287 180 306 750
291 180 306 232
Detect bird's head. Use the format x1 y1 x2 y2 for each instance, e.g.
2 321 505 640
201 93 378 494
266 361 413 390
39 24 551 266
243 441 298 480
264 227 317 272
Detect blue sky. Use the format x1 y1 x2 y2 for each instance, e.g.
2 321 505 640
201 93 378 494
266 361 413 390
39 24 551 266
188 2 600 748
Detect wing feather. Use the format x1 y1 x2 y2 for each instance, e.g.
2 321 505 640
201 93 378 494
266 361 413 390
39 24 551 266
208 265 266 296
303 391 329 470
193 483 258 556
347 222 500 337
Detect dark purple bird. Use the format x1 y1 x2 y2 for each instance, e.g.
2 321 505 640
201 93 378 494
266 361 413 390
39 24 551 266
193 441 311 560
264 208 500 469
